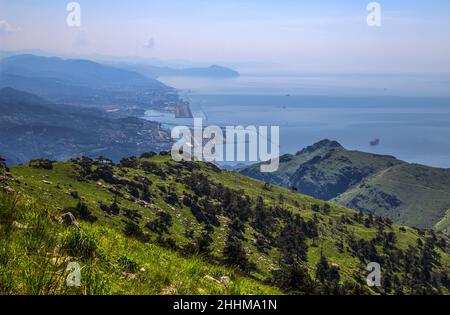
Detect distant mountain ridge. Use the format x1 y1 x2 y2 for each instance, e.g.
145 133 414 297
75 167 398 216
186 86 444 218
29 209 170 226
240 140 450 233
0 54 163 87
115 63 240 78
0 54 173 108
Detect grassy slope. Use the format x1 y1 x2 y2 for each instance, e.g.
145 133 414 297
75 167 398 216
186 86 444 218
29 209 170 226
436 209 450 234
334 163 450 231
0 191 279 295
1 156 449 295
164 157 449 289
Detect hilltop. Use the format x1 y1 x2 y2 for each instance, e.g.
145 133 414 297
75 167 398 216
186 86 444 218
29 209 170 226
1 154 448 295
240 140 450 233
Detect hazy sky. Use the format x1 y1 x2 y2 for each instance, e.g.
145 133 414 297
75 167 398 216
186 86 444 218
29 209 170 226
1 0 450 73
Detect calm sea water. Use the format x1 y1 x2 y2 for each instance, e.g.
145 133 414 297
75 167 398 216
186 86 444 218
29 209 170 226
144 75 450 168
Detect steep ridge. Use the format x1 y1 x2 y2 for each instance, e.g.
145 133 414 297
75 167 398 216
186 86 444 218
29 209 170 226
240 140 450 231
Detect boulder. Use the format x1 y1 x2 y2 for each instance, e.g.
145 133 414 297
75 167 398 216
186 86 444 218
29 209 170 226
3 186 14 194
219 276 231 285
60 212 80 228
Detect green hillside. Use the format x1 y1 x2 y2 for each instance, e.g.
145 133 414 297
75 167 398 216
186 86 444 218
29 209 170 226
334 163 450 233
1 154 449 295
241 140 450 232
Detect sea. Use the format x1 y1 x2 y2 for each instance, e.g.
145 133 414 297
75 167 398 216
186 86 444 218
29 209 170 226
143 74 450 168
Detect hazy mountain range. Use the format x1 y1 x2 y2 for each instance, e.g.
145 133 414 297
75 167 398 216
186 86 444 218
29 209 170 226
115 63 240 78
0 54 175 108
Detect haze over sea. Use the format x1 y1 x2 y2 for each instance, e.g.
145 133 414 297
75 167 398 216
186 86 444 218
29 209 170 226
144 74 450 168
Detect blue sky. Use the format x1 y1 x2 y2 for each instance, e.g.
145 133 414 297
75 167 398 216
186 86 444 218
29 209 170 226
1 0 450 73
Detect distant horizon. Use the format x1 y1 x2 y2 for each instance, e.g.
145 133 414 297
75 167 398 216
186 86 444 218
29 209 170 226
3 49 450 78
2 50 450 98
1 1 450 75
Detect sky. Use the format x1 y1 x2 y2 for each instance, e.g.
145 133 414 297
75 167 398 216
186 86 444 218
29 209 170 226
1 0 450 73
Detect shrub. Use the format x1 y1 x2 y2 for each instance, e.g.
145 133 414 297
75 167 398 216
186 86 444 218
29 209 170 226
117 255 139 273
120 157 139 168
140 152 156 159
0 193 19 234
262 182 272 191
271 262 314 294
123 208 142 224
0 156 8 172
29 159 54 170
70 191 80 199
145 212 172 234
99 201 120 216
72 156 94 178
123 220 149 242
62 229 98 261
90 165 116 184
140 161 167 179
164 192 179 205
65 202 98 223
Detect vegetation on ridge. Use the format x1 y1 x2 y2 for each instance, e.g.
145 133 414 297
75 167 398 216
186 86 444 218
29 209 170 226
0 153 449 295
241 139 450 233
